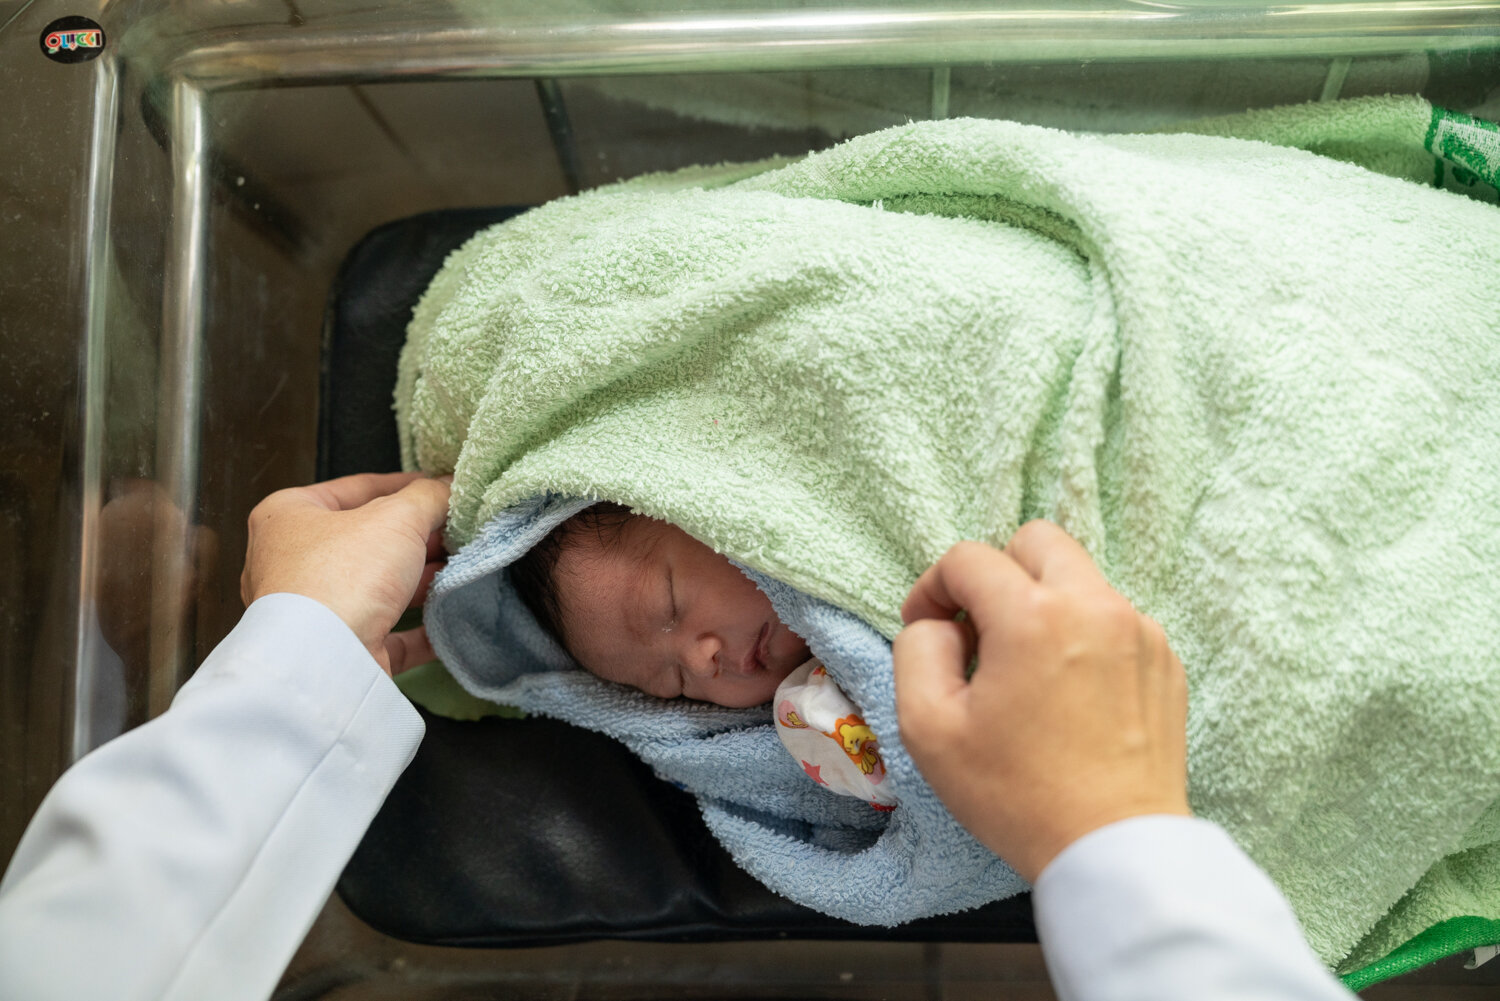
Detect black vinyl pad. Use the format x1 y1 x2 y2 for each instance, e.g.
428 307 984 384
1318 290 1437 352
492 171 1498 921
322 208 1037 946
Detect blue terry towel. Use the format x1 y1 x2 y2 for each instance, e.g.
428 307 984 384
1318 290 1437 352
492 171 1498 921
425 493 1026 923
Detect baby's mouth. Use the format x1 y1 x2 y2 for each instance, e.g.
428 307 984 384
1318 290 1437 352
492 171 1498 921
742 622 770 675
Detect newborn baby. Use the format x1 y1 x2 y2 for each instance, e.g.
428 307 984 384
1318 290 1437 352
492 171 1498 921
509 502 811 708
510 501 898 808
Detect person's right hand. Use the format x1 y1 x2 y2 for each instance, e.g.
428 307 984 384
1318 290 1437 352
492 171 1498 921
892 521 1190 883
240 472 450 676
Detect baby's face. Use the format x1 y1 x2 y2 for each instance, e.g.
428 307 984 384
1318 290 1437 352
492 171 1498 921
552 517 810 707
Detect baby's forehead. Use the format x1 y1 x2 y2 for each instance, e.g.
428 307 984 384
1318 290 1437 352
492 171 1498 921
557 513 665 584
554 519 668 648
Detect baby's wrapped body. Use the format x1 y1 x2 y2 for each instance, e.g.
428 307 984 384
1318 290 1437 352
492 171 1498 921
398 99 1500 973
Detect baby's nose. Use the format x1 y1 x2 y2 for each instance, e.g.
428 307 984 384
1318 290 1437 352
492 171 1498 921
682 635 722 679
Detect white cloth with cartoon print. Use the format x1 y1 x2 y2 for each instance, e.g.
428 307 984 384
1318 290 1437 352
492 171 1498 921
774 659 898 810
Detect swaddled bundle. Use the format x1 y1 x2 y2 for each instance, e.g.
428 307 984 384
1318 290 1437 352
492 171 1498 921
397 97 1500 972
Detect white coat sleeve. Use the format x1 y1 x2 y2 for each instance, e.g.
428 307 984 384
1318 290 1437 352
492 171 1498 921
0 593 425 1001
1033 815 1358 1001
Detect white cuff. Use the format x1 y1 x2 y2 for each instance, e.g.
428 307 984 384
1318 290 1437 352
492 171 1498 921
1033 815 1354 1001
0 593 424 1001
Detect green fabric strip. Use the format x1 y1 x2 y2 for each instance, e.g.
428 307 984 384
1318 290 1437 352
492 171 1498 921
1425 106 1500 189
1343 916 1500 990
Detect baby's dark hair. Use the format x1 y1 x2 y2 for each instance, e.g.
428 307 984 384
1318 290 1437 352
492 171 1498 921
509 501 636 652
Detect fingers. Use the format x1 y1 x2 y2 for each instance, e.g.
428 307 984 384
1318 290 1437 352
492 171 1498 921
302 471 433 512
384 626 436 677
241 471 453 663
902 523 1112 628
389 475 452 536
893 617 973 734
901 541 1035 638
1002 520 1111 595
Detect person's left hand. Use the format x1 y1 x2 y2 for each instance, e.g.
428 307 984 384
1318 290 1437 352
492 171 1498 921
893 524 1189 882
240 472 451 676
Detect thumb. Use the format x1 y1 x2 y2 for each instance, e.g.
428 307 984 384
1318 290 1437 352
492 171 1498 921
387 475 452 537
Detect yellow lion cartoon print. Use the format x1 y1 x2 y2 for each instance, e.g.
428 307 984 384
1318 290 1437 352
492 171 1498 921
826 713 883 776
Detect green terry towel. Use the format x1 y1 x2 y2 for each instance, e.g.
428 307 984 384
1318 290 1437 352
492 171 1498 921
396 96 1500 974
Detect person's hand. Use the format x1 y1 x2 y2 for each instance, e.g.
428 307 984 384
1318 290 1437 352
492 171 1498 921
240 472 450 676
893 521 1190 883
